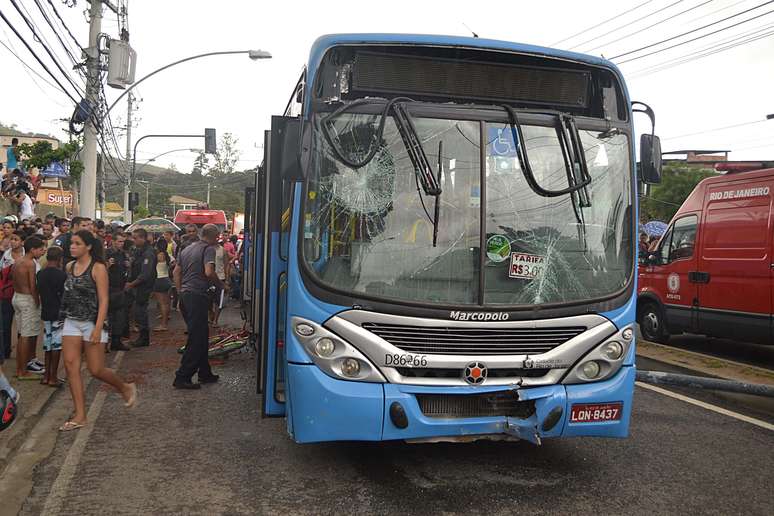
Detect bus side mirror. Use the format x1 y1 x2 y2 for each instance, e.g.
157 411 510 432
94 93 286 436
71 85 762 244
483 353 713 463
640 133 662 185
270 115 305 181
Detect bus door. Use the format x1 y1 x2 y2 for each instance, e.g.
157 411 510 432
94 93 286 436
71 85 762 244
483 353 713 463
257 117 301 417
242 184 255 330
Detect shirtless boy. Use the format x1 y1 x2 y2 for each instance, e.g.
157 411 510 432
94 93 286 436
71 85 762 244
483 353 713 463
12 236 46 379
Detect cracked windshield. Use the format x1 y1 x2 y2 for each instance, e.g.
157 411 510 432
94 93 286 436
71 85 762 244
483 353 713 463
303 111 632 306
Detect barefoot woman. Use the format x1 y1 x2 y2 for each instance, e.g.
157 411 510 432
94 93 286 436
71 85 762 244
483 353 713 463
60 230 136 432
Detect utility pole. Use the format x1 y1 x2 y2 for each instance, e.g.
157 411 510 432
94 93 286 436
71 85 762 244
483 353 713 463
206 178 211 205
80 0 103 218
123 91 133 223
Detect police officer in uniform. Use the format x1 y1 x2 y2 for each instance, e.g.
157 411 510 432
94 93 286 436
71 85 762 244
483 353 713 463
106 232 130 351
125 228 156 347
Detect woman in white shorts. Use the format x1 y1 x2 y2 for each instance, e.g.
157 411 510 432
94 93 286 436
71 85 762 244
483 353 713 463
59 230 137 432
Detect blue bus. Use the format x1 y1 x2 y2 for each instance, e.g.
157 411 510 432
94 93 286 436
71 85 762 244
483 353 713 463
247 34 662 444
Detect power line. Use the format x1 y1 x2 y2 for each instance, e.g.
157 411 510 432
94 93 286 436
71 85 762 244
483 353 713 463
7 0 85 96
610 0 774 62
551 0 656 46
45 0 81 51
33 0 82 71
629 21 774 76
583 0 714 53
682 0 751 26
612 0 773 58
663 119 771 141
0 36 61 91
616 5 774 63
0 7 78 104
571 0 688 51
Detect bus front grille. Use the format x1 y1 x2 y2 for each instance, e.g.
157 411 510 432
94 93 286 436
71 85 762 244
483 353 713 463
395 367 550 379
361 323 585 355
415 392 536 419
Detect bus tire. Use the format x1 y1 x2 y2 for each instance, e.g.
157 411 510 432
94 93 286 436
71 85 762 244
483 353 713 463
638 301 669 344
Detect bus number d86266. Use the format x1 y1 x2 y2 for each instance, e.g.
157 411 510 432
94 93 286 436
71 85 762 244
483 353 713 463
384 354 428 367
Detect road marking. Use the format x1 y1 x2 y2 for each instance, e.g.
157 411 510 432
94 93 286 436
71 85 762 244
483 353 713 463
635 381 774 431
40 352 126 516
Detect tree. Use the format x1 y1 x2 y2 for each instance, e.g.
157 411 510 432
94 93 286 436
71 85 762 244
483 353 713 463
133 206 150 219
209 132 240 176
640 165 716 222
191 151 209 178
16 139 84 182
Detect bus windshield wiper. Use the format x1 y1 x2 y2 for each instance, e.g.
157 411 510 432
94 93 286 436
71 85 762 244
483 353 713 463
320 97 442 196
432 140 443 247
502 105 592 200
503 105 591 249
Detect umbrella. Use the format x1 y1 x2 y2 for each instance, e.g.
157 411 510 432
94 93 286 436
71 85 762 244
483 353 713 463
127 217 180 234
642 221 668 237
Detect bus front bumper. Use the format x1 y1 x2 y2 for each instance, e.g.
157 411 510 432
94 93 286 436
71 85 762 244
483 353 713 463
286 363 635 444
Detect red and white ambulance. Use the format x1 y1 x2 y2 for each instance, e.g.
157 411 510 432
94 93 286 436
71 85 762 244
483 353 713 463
637 163 774 345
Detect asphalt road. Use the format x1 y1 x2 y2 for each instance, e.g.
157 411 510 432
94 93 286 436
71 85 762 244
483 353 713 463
16 322 774 516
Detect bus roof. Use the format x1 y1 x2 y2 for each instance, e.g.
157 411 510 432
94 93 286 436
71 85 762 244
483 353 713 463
305 33 626 113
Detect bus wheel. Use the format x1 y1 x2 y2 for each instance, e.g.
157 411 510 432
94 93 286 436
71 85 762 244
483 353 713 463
638 302 669 344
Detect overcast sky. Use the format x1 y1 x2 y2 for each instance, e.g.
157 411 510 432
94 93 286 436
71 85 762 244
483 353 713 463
2 0 773 179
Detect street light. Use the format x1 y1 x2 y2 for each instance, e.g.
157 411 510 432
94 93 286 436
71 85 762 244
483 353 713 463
136 180 151 210
106 49 272 118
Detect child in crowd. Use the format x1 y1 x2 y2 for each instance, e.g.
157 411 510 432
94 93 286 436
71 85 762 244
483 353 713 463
11 236 46 380
37 246 66 387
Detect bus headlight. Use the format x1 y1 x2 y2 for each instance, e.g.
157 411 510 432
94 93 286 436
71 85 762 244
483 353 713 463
341 358 361 377
291 317 385 383
563 325 634 384
602 341 623 360
314 338 335 357
295 323 315 337
581 361 601 379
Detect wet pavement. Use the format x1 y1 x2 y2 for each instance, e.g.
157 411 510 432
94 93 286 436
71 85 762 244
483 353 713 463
7 308 774 515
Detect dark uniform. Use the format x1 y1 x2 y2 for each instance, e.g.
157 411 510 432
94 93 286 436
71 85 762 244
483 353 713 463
128 243 157 346
106 246 129 350
53 232 74 267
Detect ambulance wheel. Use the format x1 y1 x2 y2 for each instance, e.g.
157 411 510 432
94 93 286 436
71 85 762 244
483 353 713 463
638 302 669 343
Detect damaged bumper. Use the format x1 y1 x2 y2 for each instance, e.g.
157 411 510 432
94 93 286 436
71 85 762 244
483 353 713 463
287 362 635 444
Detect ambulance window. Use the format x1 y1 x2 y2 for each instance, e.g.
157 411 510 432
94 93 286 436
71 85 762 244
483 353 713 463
667 216 697 261
658 227 672 264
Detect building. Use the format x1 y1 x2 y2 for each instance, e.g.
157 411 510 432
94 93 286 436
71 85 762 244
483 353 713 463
663 149 773 173
1 130 60 170
169 195 202 211
662 149 730 168
99 202 124 222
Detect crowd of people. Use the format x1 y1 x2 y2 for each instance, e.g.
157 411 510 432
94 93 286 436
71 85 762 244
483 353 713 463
0 211 243 432
2 137 41 222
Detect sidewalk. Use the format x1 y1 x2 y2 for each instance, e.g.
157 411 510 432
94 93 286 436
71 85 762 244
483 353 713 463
1 301 247 513
1 337 61 451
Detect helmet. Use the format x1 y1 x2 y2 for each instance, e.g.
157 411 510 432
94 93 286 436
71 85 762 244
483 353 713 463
0 390 18 432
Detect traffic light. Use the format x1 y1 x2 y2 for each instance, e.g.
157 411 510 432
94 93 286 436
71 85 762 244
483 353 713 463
205 128 217 154
129 192 140 211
